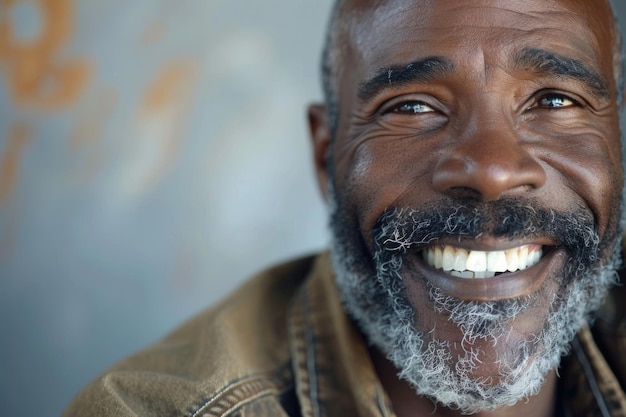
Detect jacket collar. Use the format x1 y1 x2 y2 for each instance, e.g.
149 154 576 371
559 323 626 417
288 253 394 417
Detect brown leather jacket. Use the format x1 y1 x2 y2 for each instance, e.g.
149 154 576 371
64 253 626 417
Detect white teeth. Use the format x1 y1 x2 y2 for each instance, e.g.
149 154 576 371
450 270 473 279
474 271 496 279
454 249 469 271
434 246 443 269
506 249 519 272
518 246 528 270
487 251 507 272
531 249 541 265
460 271 474 279
427 248 435 267
423 244 543 279
442 246 455 271
466 250 487 272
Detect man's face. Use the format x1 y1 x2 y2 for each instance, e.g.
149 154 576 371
311 0 624 413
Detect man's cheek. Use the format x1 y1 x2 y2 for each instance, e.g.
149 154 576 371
342 143 435 221
539 142 621 236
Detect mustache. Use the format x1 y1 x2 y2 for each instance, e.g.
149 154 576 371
371 198 600 271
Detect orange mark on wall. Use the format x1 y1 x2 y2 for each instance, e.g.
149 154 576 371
142 62 196 113
0 0 92 108
0 122 30 205
134 60 197 191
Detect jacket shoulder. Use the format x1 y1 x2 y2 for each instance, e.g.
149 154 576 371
63 255 318 417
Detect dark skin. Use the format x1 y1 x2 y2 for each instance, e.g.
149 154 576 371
309 0 624 416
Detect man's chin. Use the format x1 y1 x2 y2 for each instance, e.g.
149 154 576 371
331 239 621 414
373 287 558 413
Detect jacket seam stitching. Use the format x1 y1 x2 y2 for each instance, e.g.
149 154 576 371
303 288 322 417
189 365 292 417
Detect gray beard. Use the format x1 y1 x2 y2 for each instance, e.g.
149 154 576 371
330 203 621 414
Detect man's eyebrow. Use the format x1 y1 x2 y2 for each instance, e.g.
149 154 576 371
357 57 454 101
514 48 610 100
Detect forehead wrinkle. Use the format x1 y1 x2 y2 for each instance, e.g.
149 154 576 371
352 3 600 62
352 0 601 56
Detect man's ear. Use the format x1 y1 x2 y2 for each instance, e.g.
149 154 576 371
308 103 332 202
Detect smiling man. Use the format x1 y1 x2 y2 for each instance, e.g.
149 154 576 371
65 0 626 416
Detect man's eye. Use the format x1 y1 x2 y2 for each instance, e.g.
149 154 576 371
536 94 577 109
391 101 435 114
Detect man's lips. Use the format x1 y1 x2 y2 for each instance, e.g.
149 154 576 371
422 244 543 279
409 238 565 301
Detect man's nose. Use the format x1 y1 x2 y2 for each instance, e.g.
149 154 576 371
431 128 546 201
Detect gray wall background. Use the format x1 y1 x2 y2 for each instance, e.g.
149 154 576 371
0 1 331 415
0 1 624 416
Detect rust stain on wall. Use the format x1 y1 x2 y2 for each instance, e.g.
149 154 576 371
0 0 92 108
135 60 197 191
142 62 196 113
0 122 30 206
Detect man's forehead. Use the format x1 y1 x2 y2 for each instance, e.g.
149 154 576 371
342 0 615 15
339 0 618 81
341 0 616 42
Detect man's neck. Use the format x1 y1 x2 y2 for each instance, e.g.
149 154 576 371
370 347 558 417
